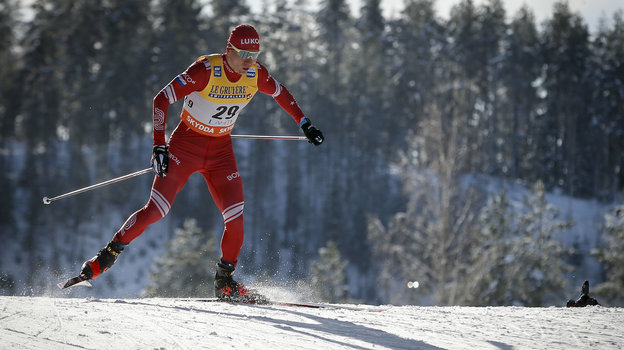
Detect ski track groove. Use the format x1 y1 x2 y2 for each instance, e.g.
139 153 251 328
0 310 24 322
72 299 139 349
130 299 289 348
171 299 393 349
49 297 67 345
87 298 193 349
2 327 90 349
100 299 216 337
117 306 189 350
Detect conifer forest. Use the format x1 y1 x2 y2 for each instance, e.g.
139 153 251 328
1 0 623 306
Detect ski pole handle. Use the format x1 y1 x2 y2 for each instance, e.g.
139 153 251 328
42 168 152 205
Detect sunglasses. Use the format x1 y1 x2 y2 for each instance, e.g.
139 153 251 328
229 42 261 61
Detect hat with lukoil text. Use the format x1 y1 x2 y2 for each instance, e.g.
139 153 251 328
228 24 260 51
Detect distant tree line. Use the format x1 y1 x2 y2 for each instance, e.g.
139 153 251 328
0 0 622 305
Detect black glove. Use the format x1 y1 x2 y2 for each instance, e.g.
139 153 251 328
151 145 169 178
301 119 324 146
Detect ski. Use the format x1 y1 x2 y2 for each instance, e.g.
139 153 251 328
188 298 321 309
57 275 92 289
185 298 388 311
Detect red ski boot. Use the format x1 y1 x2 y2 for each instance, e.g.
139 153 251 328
214 260 266 303
80 240 127 280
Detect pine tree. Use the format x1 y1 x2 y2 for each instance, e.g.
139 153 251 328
587 11 624 200
341 0 390 274
473 0 507 176
462 189 514 305
506 182 574 305
17 0 67 292
0 0 18 228
437 0 483 176
315 0 355 258
462 182 574 306
541 2 592 197
593 204 624 305
208 0 250 45
144 218 217 297
150 0 206 90
501 6 542 181
0 0 18 271
368 111 482 305
392 0 441 134
309 240 349 303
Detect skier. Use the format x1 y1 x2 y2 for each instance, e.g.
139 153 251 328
76 24 324 301
566 280 600 307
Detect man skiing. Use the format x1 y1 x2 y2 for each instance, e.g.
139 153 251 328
76 24 324 301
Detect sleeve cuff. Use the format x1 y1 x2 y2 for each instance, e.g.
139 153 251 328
299 117 310 128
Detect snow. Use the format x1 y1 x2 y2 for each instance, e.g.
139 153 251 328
1 296 622 349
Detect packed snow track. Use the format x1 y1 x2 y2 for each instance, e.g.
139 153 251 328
0 296 622 349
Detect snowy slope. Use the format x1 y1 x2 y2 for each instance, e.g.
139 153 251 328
1 296 622 350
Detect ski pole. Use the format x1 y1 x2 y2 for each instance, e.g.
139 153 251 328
42 134 306 204
42 168 152 205
230 134 307 141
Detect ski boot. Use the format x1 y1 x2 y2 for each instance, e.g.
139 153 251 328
214 259 266 303
80 240 127 280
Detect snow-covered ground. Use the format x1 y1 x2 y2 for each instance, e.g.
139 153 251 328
1 296 622 350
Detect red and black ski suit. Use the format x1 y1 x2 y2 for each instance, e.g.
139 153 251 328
111 53 306 265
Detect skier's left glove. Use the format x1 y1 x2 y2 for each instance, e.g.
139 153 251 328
151 145 169 178
300 118 324 146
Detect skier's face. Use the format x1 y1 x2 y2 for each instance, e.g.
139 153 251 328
226 47 257 75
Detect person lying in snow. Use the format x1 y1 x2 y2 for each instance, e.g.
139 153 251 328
566 280 600 307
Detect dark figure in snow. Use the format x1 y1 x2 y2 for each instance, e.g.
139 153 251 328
77 24 324 301
566 280 600 307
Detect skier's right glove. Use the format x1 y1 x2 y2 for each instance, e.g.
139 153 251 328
151 145 169 178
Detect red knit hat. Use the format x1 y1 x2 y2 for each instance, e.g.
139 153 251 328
228 24 260 51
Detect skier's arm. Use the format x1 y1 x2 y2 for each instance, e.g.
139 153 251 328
152 58 211 145
256 62 306 125
257 63 324 145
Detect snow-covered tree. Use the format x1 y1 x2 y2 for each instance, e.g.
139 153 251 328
309 240 349 303
462 183 574 306
461 189 514 305
511 181 574 306
593 204 624 305
144 218 217 297
368 109 483 306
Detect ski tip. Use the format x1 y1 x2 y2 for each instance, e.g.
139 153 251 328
58 276 93 289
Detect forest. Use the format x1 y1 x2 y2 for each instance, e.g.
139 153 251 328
0 0 623 306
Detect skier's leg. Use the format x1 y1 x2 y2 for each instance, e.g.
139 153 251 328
202 149 261 301
81 153 193 280
202 163 245 265
112 171 189 244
